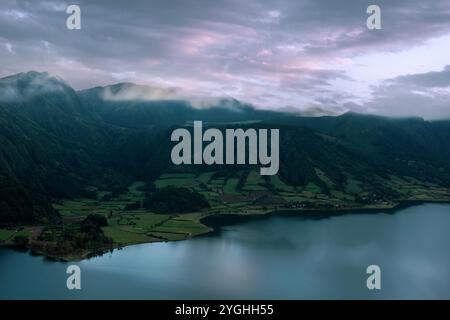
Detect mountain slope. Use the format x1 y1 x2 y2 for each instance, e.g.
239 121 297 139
1 71 450 225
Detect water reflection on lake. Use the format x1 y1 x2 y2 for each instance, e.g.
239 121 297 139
1 203 449 299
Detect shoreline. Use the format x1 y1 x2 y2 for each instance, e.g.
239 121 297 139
2 199 450 262
198 199 450 236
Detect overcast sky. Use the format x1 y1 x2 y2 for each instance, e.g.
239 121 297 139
1 0 450 118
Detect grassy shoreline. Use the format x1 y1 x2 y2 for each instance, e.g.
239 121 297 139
2 198 450 262
3 171 450 261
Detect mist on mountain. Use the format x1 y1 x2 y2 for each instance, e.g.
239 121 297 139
1 71 450 224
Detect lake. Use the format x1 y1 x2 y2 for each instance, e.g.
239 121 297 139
1 203 450 299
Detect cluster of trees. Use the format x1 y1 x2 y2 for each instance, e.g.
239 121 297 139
38 214 111 255
144 186 209 213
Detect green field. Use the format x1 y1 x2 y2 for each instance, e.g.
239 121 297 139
102 227 154 244
197 172 215 184
39 171 450 260
152 219 210 235
103 212 210 244
49 179 214 247
270 175 295 192
0 228 32 244
0 229 17 242
242 170 268 191
224 178 240 195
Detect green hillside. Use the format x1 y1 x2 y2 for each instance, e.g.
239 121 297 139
1 71 450 260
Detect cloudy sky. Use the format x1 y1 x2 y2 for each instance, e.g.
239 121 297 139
1 0 450 119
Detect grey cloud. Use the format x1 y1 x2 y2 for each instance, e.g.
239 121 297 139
364 90 450 120
386 66 450 89
1 0 450 116
355 66 450 119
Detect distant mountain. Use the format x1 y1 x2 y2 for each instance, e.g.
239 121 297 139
0 71 71 101
277 105 340 117
79 82 285 129
267 112 450 176
1 71 450 224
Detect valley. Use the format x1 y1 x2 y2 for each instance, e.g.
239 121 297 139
2 71 450 260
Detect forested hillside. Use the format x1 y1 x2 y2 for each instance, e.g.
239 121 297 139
1 71 450 225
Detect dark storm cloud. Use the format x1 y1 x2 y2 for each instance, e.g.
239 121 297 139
1 0 450 116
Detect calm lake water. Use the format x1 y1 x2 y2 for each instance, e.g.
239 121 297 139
1 203 450 299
